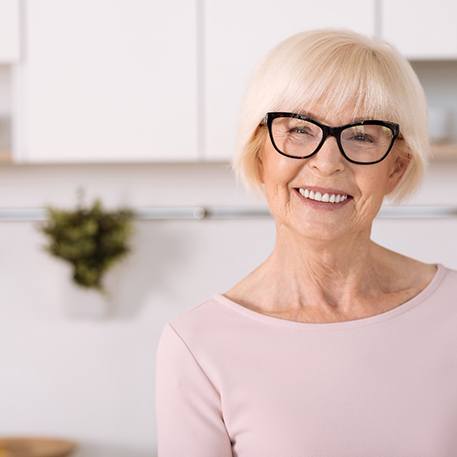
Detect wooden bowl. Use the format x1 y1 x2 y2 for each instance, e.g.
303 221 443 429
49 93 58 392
0 437 77 457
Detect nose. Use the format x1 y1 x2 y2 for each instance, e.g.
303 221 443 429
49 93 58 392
307 134 345 173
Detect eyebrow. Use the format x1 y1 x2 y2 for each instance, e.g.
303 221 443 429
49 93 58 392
296 110 375 124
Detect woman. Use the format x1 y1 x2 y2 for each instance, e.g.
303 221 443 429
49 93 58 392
155 28 457 456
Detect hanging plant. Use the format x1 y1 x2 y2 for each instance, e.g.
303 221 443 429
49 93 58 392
37 189 135 298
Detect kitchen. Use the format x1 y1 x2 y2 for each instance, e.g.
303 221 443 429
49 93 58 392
1 1 457 456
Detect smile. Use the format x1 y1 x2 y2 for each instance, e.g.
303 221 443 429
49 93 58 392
293 188 353 210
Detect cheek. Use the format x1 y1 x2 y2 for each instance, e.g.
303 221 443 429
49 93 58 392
346 164 387 219
351 174 389 223
355 164 390 198
263 153 301 187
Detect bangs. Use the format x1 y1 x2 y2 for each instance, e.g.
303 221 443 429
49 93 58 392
270 44 401 125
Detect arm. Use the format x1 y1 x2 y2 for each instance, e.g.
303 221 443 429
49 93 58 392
155 322 233 457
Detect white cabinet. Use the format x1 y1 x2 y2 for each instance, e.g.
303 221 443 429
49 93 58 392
381 0 457 59
203 0 376 161
16 0 198 163
11 0 455 163
0 0 20 63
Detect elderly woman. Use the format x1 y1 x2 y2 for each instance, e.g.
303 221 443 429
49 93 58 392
155 28 457 456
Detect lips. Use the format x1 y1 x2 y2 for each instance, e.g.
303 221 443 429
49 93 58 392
293 187 353 198
293 188 353 207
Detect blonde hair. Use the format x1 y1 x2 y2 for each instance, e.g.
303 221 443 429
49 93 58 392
231 28 431 205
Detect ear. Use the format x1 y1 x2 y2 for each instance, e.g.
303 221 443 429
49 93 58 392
386 146 412 194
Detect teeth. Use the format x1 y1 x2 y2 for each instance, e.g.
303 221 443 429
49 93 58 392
298 188 348 203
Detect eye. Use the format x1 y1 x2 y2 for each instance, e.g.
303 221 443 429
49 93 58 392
352 133 374 143
290 127 313 135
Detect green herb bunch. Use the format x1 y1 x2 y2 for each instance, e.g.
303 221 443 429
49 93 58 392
38 193 135 297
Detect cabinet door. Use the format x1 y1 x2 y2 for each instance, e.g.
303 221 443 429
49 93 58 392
0 0 20 63
204 0 376 161
381 0 457 59
16 0 198 162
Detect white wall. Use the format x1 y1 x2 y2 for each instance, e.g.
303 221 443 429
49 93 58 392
1 38 457 457
0 160 457 456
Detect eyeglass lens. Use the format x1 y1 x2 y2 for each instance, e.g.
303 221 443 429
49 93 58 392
271 117 394 163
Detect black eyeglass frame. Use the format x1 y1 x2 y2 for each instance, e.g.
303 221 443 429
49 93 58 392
262 111 401 165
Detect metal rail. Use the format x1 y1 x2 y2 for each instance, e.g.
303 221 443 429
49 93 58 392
0 205 457 221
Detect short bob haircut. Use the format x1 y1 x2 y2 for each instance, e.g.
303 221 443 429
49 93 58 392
231 28 432 205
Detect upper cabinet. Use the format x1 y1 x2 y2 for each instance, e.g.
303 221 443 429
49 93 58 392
16 0 198 163
203 0 376 161
381 0 457 59
5 0 456 163
0 0 20 63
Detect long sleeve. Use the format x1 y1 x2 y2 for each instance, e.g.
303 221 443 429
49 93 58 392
155 322 233 457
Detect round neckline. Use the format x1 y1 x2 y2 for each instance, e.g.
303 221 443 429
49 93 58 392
213 263 448 330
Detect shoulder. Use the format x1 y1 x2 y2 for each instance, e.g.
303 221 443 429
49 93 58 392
438 263 457 286
155 296 247 392
441 263 457 274
389 258 456 298
158 296 229 351
424 263 457 311
416 262 457 293
169 296 220 330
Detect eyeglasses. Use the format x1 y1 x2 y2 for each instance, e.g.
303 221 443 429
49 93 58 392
261 112 401 165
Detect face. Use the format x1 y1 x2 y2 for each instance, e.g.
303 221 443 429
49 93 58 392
257 104 412 241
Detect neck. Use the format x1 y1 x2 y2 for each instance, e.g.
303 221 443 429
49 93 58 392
251 225 400 315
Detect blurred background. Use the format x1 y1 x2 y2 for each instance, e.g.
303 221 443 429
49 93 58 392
1 1 457 456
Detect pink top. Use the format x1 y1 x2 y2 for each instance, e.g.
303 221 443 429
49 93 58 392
155 262 457 456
